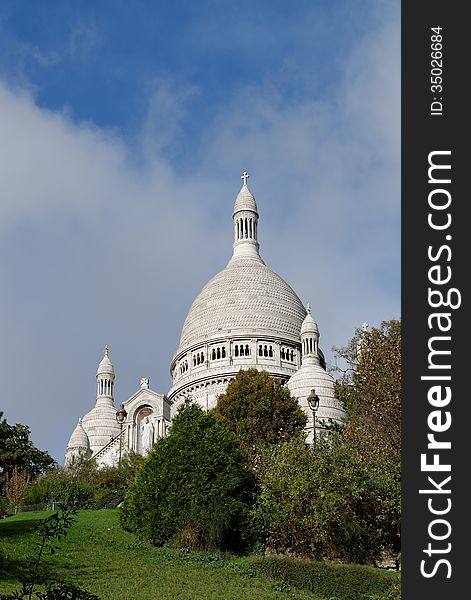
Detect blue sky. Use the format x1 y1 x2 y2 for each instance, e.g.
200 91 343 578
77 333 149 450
0 0 400 462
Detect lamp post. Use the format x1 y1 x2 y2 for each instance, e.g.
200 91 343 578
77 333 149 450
307 389 320 448
115 404 127 466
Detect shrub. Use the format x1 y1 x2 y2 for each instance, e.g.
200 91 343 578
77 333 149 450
24 454 144 510
252 556 399 600
120 401 254 550
252 435 393 563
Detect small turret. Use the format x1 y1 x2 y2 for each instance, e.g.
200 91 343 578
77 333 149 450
300 303 320 363
232 171 262 261
96 345 115 406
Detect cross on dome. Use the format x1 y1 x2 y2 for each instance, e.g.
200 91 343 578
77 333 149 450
307 302 312 314
241 170 250 186
104 345 109 356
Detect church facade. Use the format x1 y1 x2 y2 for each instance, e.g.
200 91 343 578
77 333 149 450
65 174 345 467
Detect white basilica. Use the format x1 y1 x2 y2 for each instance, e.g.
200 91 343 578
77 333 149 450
65 173 345 467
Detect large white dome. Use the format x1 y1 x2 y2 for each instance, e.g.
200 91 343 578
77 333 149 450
179 256 306 351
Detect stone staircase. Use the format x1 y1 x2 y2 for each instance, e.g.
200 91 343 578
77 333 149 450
93 429 125 463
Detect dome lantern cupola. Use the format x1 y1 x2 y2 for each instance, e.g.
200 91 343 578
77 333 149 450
96 345 115 406
301 303 320 364
232 171 262 261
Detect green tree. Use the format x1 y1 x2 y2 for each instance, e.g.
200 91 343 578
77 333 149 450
4 466 30 513
334 320 401 463
214 369 307 468
252 322 402 562
0 412 55 494
333 320 401 557
253 435 389 563
120 401 254 550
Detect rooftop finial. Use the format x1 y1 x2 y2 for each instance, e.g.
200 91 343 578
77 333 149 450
241 170 250 186
104 344 109 357
307 302 311 314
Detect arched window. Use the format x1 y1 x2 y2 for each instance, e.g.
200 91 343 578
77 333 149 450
290 350 294 362
259 345 263 356
193 356 196 366
269 346 273 358
222 347 226 358
281 348 285 360
212 349 216 360
217 348 221 359
235 345 239 357
309 338 313 353
245 344 250 356
264 345 268 357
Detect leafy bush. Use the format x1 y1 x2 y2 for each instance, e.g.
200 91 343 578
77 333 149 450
252 435 395 562
252 556 399 600
120 401 254 550
24 454 144 510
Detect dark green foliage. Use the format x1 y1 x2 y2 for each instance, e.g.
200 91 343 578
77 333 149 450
333 320 401 556
24 454 144 510
0 581 99 600
252 435 394 563
252 556 399 600
214 368 306 467
0 412 55 494
335 320 401 463
120 401 254 550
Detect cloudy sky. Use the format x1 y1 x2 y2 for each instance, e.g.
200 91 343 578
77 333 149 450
0 0 400 463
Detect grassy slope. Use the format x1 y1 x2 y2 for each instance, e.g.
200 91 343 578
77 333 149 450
0 510 398 600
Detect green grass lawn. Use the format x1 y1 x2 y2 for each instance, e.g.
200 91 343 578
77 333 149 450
0 510 399 600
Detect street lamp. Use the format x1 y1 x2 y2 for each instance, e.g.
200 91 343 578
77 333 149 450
115 404 127 466
307 389 320 447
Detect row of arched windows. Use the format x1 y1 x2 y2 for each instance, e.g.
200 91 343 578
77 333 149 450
258 344 274 358
176 340 299 378
236 217 257 240
234 344 251 357
193 352 205 366
281 347 295 362
211 346 226 360
179 360 188 374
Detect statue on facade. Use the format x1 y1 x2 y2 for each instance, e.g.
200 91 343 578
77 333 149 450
141 417 154 455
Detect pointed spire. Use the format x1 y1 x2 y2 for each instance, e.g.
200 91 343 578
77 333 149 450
96 345 115 377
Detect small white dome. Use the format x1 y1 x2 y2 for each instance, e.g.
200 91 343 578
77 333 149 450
81 404 120 455
233 184 258 215
287 362 345 428
301 306 319 336
96 345 115 377
66 419 90 450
